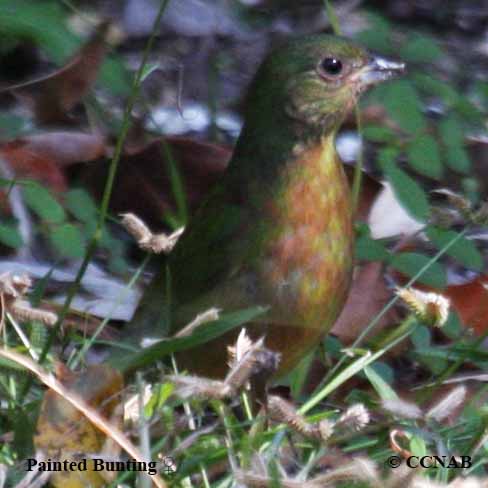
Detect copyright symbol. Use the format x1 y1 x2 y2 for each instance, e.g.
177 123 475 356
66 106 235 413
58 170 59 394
387 456 402 468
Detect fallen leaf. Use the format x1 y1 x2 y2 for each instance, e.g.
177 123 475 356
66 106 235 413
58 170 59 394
7 21 112 124
369 183 424 239
0 132 106 192
34 364 124 487
0 348 166 488
2 132 106 166
0 142 66 192
79 136 231 230
442 276 488 336
331 262 399 344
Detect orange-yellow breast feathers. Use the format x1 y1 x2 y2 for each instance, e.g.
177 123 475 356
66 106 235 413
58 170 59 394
265 136 354 330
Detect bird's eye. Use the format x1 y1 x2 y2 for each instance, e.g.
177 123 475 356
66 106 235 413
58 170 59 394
320 57 343 76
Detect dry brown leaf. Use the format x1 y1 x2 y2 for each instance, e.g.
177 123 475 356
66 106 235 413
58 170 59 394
443 276 488 336
1 132 106 169
79 137 232 230
0 350 164 488
8 21 112 124
0 142 67 192
34 364 124 487
332 262 399 344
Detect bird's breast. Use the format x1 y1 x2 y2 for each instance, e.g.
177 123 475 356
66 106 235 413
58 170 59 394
261 136 354 329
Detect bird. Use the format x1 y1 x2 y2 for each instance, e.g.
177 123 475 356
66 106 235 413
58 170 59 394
123 35 404 378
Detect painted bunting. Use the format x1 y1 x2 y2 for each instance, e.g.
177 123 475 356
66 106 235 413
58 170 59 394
127 35 404 378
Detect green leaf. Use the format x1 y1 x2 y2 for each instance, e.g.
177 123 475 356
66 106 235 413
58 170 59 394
289 351 315 399
0 112 27 139
444 145 471 174
362 125 396 142
406 134 443 179
356 29 391 54
410 325 431 350
400 34 444 63
414 344 488 363
426 226 483 270
409 435 427 458
13 408 36 459
0 356 26 371
99 57 131 96
49 223 85 258
23 184 65 223
355 13 392 53
439 116 471 173
0 1 130 96
379 150 430 221
372 361 394 384
111 306 268 372
65 189 98 223
108 254 130 275
383 80 426 134
0 1 78 62
412 74 458 105
145 382 174 418
139 62 161 83
455 97 484 123
416 353 448 375
323 335 343 359
462 178 480 204
389 252 446 288
364 364 397 401
475 80 488 102
439 114 463 146
29 321 48 350
442 311 463 339
0 222 23 248
355 234 390 262
378 146 400 166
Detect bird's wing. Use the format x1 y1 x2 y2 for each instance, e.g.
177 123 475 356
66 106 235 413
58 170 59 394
128 179 257 341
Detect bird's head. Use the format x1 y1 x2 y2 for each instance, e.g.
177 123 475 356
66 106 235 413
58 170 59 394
246 35 404 137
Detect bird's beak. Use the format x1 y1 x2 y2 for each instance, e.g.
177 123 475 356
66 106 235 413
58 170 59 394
358 56 405 87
